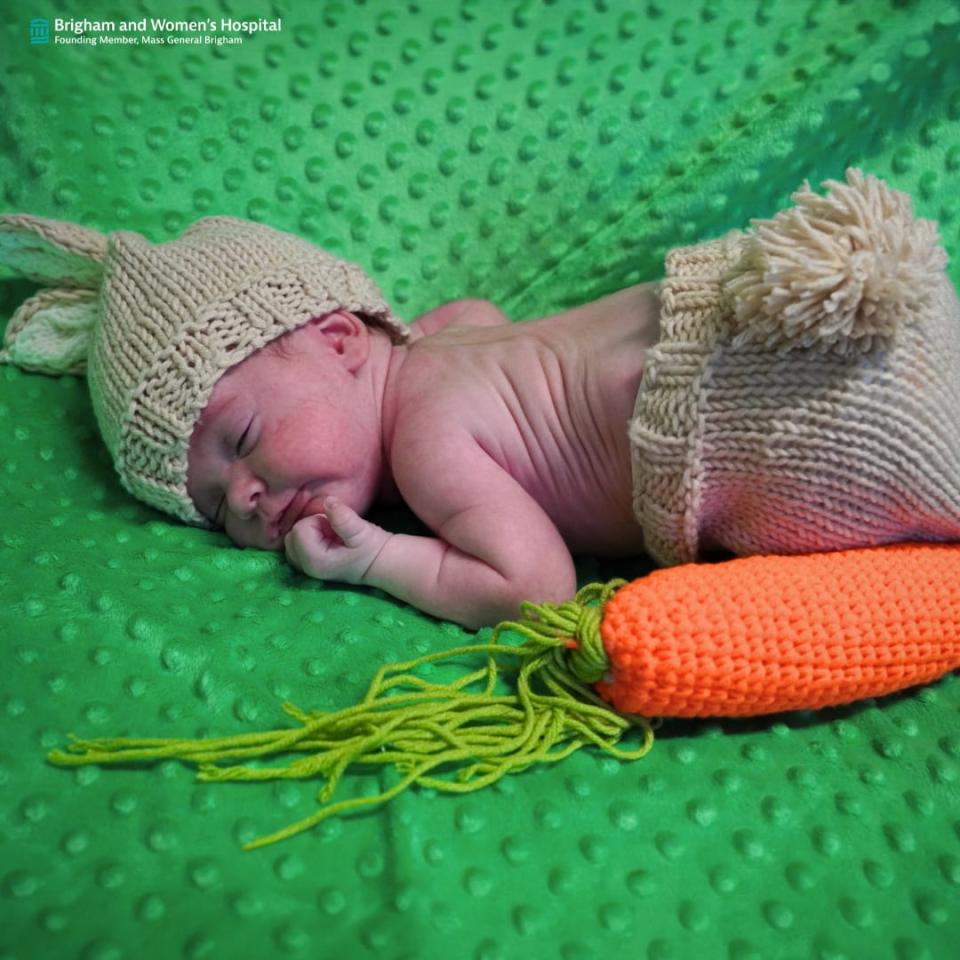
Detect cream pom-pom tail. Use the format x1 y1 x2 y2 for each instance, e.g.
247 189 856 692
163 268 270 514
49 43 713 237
724 168 948 356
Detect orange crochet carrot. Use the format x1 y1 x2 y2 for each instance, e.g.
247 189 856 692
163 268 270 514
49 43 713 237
48 542 960 849
596 542 960 716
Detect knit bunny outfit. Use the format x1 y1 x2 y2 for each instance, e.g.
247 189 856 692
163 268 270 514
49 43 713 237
630 169 960 565
0 216 408 527
1 169 958 566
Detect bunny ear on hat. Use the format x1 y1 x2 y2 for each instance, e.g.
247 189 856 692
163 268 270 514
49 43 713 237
1 286 99 375
0 214 107 376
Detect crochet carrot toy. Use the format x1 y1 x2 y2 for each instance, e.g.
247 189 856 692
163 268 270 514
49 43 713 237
49 542 960 850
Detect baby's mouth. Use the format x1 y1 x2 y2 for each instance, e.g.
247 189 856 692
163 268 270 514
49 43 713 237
277 488 308 541
276 488 326 542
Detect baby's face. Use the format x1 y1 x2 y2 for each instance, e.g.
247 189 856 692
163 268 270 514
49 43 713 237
186 311 383 551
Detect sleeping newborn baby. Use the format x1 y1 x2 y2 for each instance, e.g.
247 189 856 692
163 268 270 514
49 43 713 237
3 169 959 629
185 287 659 628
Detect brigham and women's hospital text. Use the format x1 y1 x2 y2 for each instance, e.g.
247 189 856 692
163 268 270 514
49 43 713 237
53 18 281 33
49 17 282 46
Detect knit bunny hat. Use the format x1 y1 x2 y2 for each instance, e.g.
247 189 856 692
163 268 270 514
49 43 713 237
0 215 409 527
631 168 960 565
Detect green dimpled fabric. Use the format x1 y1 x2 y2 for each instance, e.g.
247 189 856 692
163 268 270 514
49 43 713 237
3 0 960 957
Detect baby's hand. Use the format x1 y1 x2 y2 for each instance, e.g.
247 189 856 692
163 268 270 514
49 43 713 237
284 498 390 586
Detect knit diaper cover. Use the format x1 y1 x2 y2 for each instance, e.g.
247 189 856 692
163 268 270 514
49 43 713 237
629 169 960 567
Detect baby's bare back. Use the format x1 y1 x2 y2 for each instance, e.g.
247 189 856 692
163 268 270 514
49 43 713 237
285 285 663 628
392 284 660 555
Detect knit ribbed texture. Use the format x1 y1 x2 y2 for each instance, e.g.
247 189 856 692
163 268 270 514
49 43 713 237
0 287 99 375
629 231 744 565
89 217 408 525
0 213 107 286
630 173 960 567
597 543 960 717
0 214 409 526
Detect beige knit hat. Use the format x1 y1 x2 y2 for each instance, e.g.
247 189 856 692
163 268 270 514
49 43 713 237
0 215 408 527
631 168 960 566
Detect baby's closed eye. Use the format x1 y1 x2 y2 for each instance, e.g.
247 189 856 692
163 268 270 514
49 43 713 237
236 415 258 454
214 416 259 525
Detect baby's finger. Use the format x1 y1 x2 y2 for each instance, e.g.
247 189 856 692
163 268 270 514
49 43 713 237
283 529 303 572
323 497 366 544
313 512 339 543
287 513 341 550
284 516 341 580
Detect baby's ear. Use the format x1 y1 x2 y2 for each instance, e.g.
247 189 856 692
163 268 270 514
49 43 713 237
314 310 370 370
0 213 106 287
0 214 107 375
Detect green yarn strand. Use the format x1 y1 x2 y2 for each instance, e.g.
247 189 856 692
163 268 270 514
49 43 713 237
47 579 654 851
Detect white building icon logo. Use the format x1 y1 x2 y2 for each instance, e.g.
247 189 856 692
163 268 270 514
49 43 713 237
30 18 50 44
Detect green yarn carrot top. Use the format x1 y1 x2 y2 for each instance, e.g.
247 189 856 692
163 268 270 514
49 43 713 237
48 581 654 850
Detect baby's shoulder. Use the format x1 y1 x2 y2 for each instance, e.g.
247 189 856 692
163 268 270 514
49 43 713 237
386 316 548 472
387 394 487 509
388 365 480 452
391 323 508 405
387 346 492 468
406 298 509 338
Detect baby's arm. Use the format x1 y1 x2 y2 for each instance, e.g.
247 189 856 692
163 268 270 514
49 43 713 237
407 299 509 340
284 432 576 629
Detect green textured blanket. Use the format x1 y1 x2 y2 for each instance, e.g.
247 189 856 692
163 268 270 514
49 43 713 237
3 2 959 957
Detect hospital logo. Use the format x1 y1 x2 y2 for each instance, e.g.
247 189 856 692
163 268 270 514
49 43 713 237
30 18 50 44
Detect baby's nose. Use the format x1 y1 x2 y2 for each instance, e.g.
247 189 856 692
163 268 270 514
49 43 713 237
226 485 254 519
226 474 269 522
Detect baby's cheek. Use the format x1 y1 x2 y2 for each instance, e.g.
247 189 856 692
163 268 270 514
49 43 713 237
266 398 329 444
